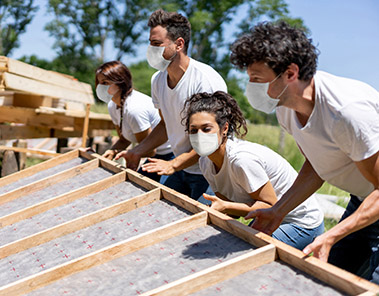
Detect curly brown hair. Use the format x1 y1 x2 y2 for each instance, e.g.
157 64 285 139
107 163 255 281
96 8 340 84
230 21 319 81
182 91 248 139
148 9 191 54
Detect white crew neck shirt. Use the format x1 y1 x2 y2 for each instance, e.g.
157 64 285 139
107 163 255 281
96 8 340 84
108 90 171 155
151 58 227 174
276 71 379 200
199 139 324 229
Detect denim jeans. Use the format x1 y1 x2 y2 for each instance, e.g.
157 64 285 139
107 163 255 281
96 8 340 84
328 195 379 284
162 170 214 203
137 152 175 184
272 221 325 251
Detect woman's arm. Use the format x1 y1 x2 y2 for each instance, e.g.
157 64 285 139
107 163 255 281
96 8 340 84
203 181 277 217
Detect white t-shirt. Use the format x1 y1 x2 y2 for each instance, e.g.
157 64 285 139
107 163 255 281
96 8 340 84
108 90 172 155
276 71 379 200
199 139 324 229
151 58 227 174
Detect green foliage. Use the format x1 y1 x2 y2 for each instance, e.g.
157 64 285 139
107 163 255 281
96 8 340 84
129 61 157 96
0 0 38 56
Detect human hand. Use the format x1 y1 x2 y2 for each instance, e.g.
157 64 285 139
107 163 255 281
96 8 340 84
115 150 141 171
245 207 283 235
202 193 226 213
141 158 175 175
102 149 115 160
302 233 333 262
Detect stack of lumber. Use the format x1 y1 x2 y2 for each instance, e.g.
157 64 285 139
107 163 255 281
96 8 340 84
0 56 114 141
0 56 93 110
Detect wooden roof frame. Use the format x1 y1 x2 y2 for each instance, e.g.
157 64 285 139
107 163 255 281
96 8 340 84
0 149 377 296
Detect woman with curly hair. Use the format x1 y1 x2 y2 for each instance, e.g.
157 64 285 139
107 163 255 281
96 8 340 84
183 91 324 250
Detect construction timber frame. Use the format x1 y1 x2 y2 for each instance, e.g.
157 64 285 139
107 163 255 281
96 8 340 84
0 149 377 296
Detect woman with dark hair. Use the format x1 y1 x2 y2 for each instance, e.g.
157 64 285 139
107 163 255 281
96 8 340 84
95 61 173 182
183 91 324 250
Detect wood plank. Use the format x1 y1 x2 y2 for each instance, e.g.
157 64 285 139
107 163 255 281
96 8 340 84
0 123 112 140
143 244 276 296
1 56 93 96
81 104 91 148
0 149 79 187
0 211 208 296
0 171 127 228
0 105 75 129
3 72 94 104
251 232 379 295
0 145 60 157
0 186 160 259
0 158 99 205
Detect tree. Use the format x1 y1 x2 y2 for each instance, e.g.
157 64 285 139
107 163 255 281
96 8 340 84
0 0 38 56
45 0 153 63
153 0 306 77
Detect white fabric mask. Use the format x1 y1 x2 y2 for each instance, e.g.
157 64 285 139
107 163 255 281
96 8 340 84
146 45 175 72
245 74 288 114
96 84 113 103
189 131 220 157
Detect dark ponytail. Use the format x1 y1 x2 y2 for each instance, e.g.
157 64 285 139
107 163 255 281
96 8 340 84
182 91 248 138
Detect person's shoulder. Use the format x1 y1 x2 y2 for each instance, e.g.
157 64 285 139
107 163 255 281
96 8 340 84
151 70 165 84
188 58 227 90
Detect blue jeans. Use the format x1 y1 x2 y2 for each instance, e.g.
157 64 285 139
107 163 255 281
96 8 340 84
272 221 325 251
162 170 214 203
137 152 175 184
328 195 379 284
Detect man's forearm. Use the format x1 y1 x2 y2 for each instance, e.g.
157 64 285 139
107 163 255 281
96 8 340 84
325 188 379 244
275 159 324 217
133 120 168 156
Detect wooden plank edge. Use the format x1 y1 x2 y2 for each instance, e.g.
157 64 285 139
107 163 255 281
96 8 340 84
0 171 127 228
0 149 79 187
0 187 160 259
0 211 208 296
253 233 379 295
79 149 162 191
0 145 60 157
143 244 276 296
0 158 99 206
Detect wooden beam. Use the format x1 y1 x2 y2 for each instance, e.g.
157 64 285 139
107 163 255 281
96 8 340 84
0 149 79 188
0 124 112 140
0 187 160 259
0 171 127 228
0 211 208 296
0 106 114 132
0 145 60 157
81 104 91 148
0 56 93 96
2 72 94 104
264 236 379 295
143 244 276 296
0 158 99 205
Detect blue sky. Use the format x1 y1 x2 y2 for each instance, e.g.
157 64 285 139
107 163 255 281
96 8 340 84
11 0 379 90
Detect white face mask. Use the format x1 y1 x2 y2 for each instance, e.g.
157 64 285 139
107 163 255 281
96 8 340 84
189 131 220 157
96 84 113 103
244 74 288 114
146 45 175 72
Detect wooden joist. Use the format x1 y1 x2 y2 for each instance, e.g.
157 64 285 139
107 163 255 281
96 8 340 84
0 149 377 296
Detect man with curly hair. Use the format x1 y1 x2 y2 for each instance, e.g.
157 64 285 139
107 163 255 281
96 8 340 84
116 9 227 202
230 21 379 284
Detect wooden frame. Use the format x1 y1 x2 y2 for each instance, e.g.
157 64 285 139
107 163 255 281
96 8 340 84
0 149 377 296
